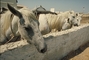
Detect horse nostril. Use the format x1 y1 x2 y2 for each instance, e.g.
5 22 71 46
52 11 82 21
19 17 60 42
40 44 47 53
74 24 78 26
40 49 45 53
40 47 47 53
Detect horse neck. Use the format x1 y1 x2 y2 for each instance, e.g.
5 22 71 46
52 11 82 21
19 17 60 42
1 11 13 35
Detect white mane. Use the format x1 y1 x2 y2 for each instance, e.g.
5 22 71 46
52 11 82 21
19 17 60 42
1 11 12 35
19 7 37 21
1 7 37 35
45 11 74 31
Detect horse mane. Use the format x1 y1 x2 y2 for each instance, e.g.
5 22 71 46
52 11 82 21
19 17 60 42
45 14 62 30
1 7 37 35
19 7 37 21
1 10 13 35
45 12 72 30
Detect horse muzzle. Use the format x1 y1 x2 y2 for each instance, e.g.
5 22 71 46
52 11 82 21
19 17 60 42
74 24 78 26
36 43 47 53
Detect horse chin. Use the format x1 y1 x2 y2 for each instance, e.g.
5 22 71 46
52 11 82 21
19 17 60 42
27 38 47 53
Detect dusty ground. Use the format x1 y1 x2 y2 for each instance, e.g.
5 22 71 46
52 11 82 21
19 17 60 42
61 41 89 60
81 15 89 24
61 15 89 60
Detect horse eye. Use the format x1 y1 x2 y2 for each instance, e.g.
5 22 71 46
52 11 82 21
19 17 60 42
24 26 32 31
25 27 29 30
24 26 34 37
72 16 75 18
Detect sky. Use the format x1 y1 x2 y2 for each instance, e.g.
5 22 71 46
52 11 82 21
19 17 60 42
17 0 89 13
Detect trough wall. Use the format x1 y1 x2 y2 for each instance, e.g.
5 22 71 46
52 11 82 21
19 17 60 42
0 24 89 60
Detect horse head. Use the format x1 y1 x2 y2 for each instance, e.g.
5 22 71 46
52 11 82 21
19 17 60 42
70 13 82 26
32 5 57 19
7 4 47 53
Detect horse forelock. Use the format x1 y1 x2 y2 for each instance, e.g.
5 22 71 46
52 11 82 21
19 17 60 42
19 8 37 22
1 11 13 35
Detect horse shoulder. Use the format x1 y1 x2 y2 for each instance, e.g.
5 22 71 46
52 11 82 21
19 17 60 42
39 14 50 35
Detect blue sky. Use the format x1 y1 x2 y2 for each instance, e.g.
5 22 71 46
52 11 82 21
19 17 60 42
18 0 89 13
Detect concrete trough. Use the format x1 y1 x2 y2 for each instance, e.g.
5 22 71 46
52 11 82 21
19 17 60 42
0 24 89 60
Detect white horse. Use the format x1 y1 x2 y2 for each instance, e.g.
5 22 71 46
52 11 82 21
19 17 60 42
0 4 47 53
32 5 57 19
38 11 81 35
72 13 82 26
39 14 50 35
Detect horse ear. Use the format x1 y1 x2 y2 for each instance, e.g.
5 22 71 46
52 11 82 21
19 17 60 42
7 3 22 18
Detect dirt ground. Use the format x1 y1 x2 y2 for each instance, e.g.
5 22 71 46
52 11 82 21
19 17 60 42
81 16 89 24
61 15 89 60
61 41 89 60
